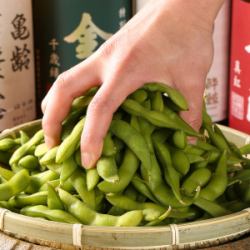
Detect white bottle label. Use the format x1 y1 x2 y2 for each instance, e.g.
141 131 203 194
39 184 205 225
205 0 230 122
0 0 36 130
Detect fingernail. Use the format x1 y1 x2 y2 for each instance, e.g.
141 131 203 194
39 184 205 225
45 136 55 148
82 152 95 169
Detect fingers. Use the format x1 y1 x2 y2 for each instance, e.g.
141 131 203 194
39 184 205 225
42 57 100 148
178 77 206 132
81 78 139 168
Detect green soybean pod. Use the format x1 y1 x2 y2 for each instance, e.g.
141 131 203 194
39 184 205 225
21 205 80 224
9 130 44 165
182 168 212 196
96 156 119 183
58 188 143 226
47 183 64 210
151 91 164 112
0 166 14 180
144 82 189 111
39 146 59 165
8 191 48 208
98 149 139 194
153 141 183 204
130 89 148 103
102 132 117 157
110 119 151 173
60 156 78 184
70 169 96 210
200 151 227 201
0 138 17 151
240 143 250 155
26 170 59 194
34 143 49 158
196 140 218 152
56 117 85 164
172 130 187 150
131 175 158 204
19 130 30 144
18 155 39 170
0 169 30 201
171 150 190 175
86 168 100 191
194 197 230 217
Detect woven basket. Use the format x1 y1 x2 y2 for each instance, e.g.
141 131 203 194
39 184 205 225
0 120 249 250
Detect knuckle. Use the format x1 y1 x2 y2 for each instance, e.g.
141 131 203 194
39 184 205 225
54 70 72 92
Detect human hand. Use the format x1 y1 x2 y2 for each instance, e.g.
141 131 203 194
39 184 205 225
42 0 224 168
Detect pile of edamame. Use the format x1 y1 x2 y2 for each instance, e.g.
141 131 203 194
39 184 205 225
0 83 249 226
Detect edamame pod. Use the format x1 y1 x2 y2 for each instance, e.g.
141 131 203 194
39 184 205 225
0 169 30 201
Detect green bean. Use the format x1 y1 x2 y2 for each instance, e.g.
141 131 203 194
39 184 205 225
96 156 119 183
240 144 250 155
102 132 117 157
58 188 143 226
194 197 230 217
18 155 39 170
19 130 30 144
26 170 59 194
146 207 172 226
34 143 49 158
131 175 158 204
86 168 100 191
186 153 204 164
0 169 30 201
184 145 205 156
0 166 14 180
130 115 141 132
8 191 48 208
151 91 164 112
202 111 229 151
171 149 190 175
153 141 183 203
106 193 166 221
56 117 85 164
39 146 59 165
0 138 18 151
21 205 80 224
122 99 199 137
143 82 189 110
171 130 187 149
110 119 151 173
108 206 126 216
71 95 93 112
60 156 78 184
130 89 148 103
196 139 218 152
47 183 64 210
70 169 96 209
98 149 139 193
152 129 172 144
39 179 60 192
182 168 212 196
200 151 227 201
9 130 44 165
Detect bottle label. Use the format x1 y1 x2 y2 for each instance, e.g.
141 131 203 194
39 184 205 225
0 0 36 130
229 0 250 133
33 0 132 114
